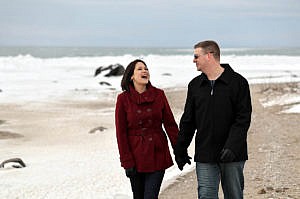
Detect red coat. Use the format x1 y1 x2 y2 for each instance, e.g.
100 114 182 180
115 84 178 172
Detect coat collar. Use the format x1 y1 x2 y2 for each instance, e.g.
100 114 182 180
198 64 234 86
129 83 156 104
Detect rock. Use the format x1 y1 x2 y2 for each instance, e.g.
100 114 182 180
0 131 24 139
74 88 89 92
99 81 111 86
254 177 263 181
88 126 107 134
94 64 125 77
0 158 26 168
275 187 289 193
105 64 125 77
257 188 267 194
94 67 104 76
0 89 2 92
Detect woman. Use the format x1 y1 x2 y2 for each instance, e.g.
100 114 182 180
115 59 178 199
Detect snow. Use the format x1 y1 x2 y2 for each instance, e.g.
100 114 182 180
0 53 299 198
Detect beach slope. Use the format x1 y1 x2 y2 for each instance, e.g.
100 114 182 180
160 82 300 199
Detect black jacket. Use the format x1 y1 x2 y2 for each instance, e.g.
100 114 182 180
175 64 252 162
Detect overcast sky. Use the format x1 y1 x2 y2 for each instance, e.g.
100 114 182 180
1 0 299 47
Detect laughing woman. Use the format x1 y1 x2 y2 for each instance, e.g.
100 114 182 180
115 59 178 199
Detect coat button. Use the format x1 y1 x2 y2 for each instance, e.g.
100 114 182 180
146 108 152 112
148 137 153 141
148 120 152 124
138 121 143 125
137 110 142 113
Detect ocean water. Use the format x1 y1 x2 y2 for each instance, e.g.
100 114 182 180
1 46 300 58
1 46 300 103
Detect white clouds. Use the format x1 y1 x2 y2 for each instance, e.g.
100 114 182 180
0 0 299 47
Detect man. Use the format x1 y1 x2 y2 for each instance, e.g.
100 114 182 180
174 40 252 199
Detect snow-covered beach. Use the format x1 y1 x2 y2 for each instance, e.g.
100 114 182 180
1 47 300 198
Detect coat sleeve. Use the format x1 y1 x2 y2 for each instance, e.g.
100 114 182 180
224 77 252 156
174 84 197 157
115 94 135 169
161 91 179 149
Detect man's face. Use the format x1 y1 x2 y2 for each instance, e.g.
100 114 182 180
193 48 208 71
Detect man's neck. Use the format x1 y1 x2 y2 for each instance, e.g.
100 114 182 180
206 64 224 80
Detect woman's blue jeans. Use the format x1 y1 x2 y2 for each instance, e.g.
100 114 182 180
196 161 245 199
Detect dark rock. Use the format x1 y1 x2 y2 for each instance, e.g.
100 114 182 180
162 73 172 76
275 187 289 193
94 64 125 77
0 89 2 92
88 126 107 134
257 188 266 194
74 88 89 92
0 158 26 168
254 177 263 181
0 131 24 139
105 64 125 77
94 67 104 76
99 81 111 86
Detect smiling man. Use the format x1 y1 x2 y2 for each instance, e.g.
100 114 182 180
174 40 252 199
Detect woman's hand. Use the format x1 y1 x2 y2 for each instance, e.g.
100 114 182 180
125 167 137 178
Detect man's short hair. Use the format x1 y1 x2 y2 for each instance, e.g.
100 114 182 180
194 40 220 61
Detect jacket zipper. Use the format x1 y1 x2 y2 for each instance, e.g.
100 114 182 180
210 80 215 96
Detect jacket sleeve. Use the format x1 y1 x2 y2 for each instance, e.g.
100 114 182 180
174 84 196 157
115 94 135 169
161 91 179 148
224 77 252 156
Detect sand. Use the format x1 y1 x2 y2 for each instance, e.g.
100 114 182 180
160 82 300 199
0 82 299 198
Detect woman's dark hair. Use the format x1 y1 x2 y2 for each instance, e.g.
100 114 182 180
121 59 147 91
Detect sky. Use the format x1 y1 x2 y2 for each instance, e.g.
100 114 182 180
1 0 299 48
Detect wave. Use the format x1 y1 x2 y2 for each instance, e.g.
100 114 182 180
1 47 300 58
1 52 300 103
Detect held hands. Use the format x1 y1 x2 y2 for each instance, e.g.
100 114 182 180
125 167 137 178
219 148 235 163
175 155 192 170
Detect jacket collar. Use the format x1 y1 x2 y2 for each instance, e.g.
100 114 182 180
129 83 156 104
199 64 234 86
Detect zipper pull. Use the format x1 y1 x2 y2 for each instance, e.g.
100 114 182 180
210 80 215 96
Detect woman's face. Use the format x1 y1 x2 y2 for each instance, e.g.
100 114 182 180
131 62 150 86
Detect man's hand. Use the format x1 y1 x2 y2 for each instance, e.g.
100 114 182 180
219 149 235 163
175 155 192 170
